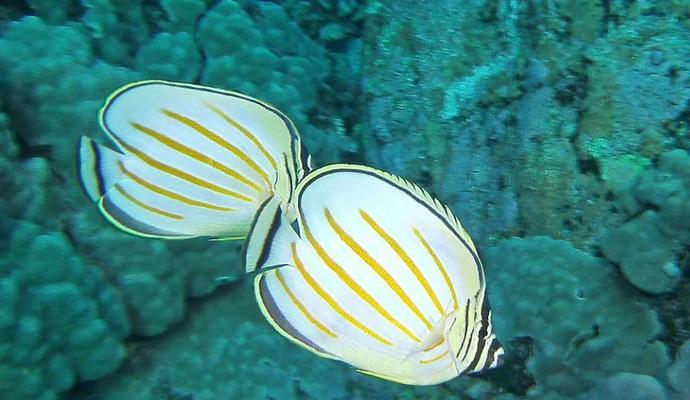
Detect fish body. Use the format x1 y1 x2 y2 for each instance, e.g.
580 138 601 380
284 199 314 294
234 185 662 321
79 80 309 239
246 164 503 385
78 81 503 384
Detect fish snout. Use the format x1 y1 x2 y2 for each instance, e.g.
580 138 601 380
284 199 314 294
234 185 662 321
490 345 505 369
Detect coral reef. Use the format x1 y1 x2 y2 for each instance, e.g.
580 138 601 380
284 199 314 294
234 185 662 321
0 0 688 399
576 373 667 400
0 16 140 174
600 149 690 294
0 223 129 400
69 285 398 400
360 0 522 246
485 237 669 398
197 0 329 129
68 208 244 336
668 339 690 399
135 31 201 82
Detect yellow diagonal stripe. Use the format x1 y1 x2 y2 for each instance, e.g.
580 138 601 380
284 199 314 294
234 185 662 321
305 212 421 342
423 336 445 352
131 121 262 193
324 208 432 332
114 183 182 220
112 133 254 203
360 209 444 315
291 243 392 346
419 349 449 365
413 227 458 310
275 269 337 338
204 102 278 170
118 161 233 212
161 109 273 189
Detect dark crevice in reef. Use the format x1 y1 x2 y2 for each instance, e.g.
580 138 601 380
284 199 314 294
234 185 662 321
2 94 52 161
651 270 690 354
568 324 600 357
575 156 602 178
191 0 222 84
0 0 31 24
601 0 616 32
478 336 536 396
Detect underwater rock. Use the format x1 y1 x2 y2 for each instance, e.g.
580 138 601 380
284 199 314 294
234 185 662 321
69 286 362 400
576 373 667 400
361 0 522 246
668 339 690 399
485 236 669 398
579 15 690 191
599 211 681 294
601 149 690 294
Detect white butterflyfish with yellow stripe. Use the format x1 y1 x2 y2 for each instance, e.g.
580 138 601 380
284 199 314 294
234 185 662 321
79 80 310 239
246 164 504 385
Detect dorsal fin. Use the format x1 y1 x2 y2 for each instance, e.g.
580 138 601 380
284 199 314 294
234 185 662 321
295 164 478 255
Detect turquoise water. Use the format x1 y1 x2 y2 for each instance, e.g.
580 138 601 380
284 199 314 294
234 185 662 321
1 1 689 399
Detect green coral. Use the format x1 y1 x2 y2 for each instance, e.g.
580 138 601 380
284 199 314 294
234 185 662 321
485 237 669 398
68 209 243 336
135 32 201 81
600 149 690 294
576 373 667 400
0 16 141 174
668 339 690 399
70 290 358 400
600 211 681 294
0 222 129 400
197 0 330 129
160 0 205 32
81 0 150 64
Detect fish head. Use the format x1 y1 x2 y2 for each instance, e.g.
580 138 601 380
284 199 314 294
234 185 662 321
443 296 505 375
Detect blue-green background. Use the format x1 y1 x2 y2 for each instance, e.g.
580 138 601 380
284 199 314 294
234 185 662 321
0 1 689 399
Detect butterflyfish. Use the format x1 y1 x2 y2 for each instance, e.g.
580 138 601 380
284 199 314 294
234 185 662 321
245 164 504 385
79 80 310 239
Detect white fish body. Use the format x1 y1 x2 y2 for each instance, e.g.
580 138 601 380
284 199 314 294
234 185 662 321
246 164 504 385
79 80 309 239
